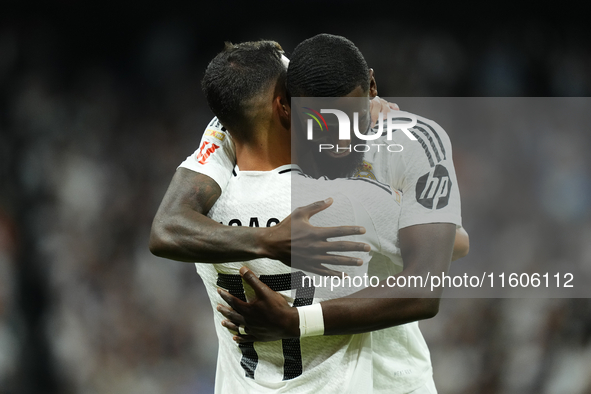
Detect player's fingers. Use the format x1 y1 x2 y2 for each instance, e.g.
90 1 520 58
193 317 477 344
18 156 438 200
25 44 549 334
301 265 347 277
239 267 274 299
295 198 333 219
316 240 371 254
314 225 366 239
221 319 240 334
388 102 400 111
216 303 235 319
294 254 362 269
315 253 365 267
374 96 394 118
370 96 383 127
233 335 257 343
217 288 248 312
217 304 246 326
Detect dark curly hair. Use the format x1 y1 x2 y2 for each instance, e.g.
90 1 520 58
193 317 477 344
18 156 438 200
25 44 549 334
287 34 369 97
201 40 286 138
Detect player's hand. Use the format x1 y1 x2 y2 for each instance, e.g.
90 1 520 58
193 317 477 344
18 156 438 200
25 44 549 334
260 198 370 277
369 96 399 128
217 267 299 343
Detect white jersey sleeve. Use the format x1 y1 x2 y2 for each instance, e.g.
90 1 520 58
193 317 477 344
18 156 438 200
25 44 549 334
388 114 462 229
178 117 236 191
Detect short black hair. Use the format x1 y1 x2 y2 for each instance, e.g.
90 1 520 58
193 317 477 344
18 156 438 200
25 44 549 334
287 34 370 97
201 40 286 135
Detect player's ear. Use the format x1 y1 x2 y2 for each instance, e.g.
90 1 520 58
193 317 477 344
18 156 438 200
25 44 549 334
274 75 290 121
281 95 290 119
368 69 377 98
276 95 290 121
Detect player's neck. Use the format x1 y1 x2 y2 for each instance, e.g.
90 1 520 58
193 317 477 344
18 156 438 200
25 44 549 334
234 122 291 171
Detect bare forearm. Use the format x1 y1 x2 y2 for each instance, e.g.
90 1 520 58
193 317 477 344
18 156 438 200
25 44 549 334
150 209 268 263
321 223 455 336
321 278 440 335
218 225 457 342
150 168 270 263
216 267 439 341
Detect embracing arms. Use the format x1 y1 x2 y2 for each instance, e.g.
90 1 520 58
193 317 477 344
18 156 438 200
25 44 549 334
217 222 456 341
320 222 455 335
149 168 369 274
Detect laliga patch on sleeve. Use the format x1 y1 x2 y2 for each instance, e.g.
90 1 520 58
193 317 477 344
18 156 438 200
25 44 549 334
205 129 226 142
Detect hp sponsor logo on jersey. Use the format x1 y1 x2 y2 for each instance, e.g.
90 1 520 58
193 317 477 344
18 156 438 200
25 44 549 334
416 164 451 209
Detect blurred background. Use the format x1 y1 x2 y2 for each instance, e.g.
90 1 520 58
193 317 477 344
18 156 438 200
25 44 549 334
1 2 590 393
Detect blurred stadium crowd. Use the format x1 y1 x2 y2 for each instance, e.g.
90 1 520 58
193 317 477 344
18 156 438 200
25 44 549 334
1 8 591 394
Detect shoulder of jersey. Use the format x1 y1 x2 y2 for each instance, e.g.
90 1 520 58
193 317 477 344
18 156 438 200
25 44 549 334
203 117 231 143
374 111 447 137
374 111 451 163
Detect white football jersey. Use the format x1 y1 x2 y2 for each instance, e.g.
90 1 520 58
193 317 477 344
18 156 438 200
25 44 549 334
183 114 462 393
353 114 462 230
196 164 402 393
351 114 462 393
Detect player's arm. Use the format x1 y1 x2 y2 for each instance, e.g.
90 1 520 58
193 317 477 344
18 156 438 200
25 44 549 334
149 117 269 263
217 223 455 340
149 169 368 271
373 103 468 261
319 222 455 335
149 116 370 270
217 117 464 340
315 115 464 335
150 168 259 262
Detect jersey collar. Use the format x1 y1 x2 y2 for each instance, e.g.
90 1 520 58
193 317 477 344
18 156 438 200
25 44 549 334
233 164 303 176
275 164 303 175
